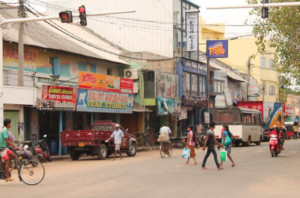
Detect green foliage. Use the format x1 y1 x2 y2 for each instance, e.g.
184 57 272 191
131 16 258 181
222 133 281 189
247 0 300 85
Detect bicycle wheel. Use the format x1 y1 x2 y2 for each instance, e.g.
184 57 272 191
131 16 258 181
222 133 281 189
19 159 45 185
160 143 165 158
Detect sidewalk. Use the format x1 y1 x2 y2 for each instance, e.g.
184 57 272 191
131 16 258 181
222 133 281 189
50 146 160 161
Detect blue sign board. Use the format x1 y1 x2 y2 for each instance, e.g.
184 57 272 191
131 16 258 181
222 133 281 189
206 40 228 58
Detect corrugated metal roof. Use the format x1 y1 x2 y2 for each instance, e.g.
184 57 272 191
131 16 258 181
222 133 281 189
1 4 128 65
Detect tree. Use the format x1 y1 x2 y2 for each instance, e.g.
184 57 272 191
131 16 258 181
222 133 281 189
247 0 300 85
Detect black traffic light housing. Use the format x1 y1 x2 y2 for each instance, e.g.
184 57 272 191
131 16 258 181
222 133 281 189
59 11 73 23
261 0 269 19
78 5 87 26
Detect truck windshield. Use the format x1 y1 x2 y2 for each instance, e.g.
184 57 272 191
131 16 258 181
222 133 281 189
213 110 241 125
92 124 114 131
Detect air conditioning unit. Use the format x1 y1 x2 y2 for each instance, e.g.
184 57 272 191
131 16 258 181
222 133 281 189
133 82 139 94
124 69 138 79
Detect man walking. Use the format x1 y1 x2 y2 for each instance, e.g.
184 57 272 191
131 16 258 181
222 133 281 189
202 122 223 170
106 124 124 160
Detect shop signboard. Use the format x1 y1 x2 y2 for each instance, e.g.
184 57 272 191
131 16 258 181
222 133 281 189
179 107 188 120
186 11 198 52
206 40 228 58
204 111 210 124
248 85 260 97
182 95 207 107
76 89 134 114
157 97 180 116
183 58 207 75
279 88 287 102
156 72 178 98
41 85 77 111
285 105 294 116
78 71 133 94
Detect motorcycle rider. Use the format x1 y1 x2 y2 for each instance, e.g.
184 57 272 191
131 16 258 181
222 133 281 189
269 125 284 150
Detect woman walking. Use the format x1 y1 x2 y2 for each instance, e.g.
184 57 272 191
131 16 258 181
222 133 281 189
185 125 199 165
220 125 235 167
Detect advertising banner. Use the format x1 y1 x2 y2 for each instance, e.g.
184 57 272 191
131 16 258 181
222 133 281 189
285 105 294 115
206 40 228 58
41 85 77 110
279 88 287 102
78 71 133 94
157 97 180 116
76 89 134 114
248 85 260 97
156 72 178 98
186 12 198 52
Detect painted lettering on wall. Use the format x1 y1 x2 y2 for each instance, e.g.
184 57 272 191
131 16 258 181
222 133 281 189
3 46 37 62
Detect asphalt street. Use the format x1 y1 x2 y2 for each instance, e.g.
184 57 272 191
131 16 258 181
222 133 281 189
1 140 300 198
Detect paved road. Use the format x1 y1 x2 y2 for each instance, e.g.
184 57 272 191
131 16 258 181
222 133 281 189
1 140 300 198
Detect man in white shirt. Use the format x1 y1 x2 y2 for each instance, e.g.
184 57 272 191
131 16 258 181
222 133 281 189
106 124 124 160
159 124 172 155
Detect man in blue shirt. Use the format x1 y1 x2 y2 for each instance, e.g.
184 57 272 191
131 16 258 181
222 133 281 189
106 124 124 160
0 119 18 182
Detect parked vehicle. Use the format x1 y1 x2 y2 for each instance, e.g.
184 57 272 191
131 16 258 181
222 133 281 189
269 134 282 157
284 122 296 139
213 107 264 146
237 101 284 140
61 120 137 160
35 135 51 162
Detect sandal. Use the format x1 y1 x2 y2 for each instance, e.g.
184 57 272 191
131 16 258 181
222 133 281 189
6 178 14 182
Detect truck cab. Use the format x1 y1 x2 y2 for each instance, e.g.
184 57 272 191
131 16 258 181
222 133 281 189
61 120 137 160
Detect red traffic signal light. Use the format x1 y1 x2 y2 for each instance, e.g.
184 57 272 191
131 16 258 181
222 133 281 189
78 5 87 26
59 11 73 23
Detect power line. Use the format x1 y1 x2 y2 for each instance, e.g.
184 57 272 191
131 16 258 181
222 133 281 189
25 3 174 61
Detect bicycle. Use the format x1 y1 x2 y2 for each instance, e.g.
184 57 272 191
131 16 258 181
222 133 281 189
0 148 45 185
160 141 172 158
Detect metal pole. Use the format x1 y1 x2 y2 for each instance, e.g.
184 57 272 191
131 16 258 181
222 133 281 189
207 2 300 9
207 58 210 109
18 0 26 86
0 20 3 128
247 58 251 101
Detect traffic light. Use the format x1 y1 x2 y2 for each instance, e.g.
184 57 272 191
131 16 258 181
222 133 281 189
78 5 87 26
261 0 269 19
59 11 73 23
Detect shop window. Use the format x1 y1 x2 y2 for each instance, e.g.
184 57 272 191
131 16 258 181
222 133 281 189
199 75 206 97
261 57 266 68
107 68 111 75
214 80 225 94
269 85 275 96
183 72 190 95
269 59 275 70
191 74 198 96
143 71 155 98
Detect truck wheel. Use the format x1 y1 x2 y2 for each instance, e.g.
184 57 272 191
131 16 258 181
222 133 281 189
98 144 108 160
255 137 262 145
126 142 137 157
70 151 80 161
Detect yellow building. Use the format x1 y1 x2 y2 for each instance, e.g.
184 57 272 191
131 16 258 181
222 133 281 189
198 16 279 102
199 16 225 52
221 37 279 102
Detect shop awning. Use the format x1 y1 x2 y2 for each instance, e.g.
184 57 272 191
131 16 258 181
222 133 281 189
210 64 246 82
133 103 152 112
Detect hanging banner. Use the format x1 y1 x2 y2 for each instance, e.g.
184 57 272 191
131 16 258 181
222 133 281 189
41 85 77 110
248 85 260 97
206 40 228 58
186 11 199 52
157 97 180 116
179 107 188 120
78 71 133 94
204 111 210 124
156 72 178 98
279 88 287 102
76 89 134 114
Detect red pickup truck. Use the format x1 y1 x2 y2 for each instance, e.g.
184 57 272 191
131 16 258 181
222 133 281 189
61 120 137 160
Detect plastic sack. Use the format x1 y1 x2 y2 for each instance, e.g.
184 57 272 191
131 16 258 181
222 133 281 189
182 148 190 159
220 150 227 162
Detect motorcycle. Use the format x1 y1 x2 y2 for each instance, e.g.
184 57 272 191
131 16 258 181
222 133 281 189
269 134 282 157
35 135 51 162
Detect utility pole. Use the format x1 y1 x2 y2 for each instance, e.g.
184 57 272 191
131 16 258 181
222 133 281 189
18 0 26 86
247 58 251 101
207 58 210 109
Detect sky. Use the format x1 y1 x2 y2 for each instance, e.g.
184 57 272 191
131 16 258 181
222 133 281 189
192 0 254 38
